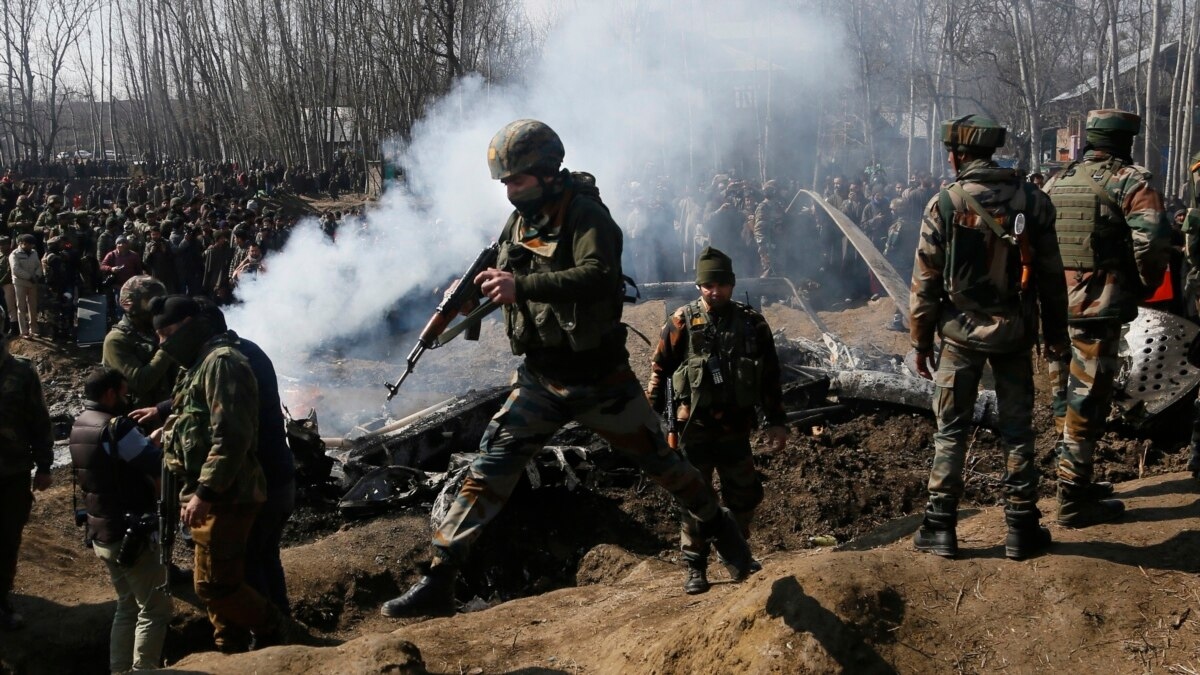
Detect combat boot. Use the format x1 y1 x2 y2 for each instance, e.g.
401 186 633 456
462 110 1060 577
1004 508 1052 561
1187 447 1200 482
683 560 710 595
912 502 957 558
1056 482 1125 528
380 564 458 618
699 508 757 581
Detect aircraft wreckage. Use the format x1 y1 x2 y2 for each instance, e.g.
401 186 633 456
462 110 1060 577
316 192 1200 520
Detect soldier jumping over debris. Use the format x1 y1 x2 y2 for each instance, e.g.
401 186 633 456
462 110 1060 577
380 120 757 618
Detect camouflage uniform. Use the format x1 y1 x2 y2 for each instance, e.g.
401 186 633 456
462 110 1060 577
753 183 785 276
646 296 785 567
1044 111 1171 513
432 178 725 567
0 344 53 621
911 114 1068 559
159 319 277 651
1180 154 1200 476
384 120 753 618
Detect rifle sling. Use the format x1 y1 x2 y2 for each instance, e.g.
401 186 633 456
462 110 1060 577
947 183 1016 246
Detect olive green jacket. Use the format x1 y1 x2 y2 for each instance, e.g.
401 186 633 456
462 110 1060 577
101 317 177 409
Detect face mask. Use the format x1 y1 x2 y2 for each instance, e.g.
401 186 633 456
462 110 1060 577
508 181 547 220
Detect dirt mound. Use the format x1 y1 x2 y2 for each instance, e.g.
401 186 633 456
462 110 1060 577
175 472 1200 674
172 633 425 674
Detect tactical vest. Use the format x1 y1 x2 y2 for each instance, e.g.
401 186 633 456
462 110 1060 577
1048 158 1130 271
68 408 156 544
496 174 623 355
670 300 764 413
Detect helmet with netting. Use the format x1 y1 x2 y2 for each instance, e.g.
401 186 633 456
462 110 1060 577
119 275 167 313
941 114 1007 151
487 119 565 180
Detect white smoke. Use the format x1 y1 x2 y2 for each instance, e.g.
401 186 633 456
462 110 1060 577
225 0 848 423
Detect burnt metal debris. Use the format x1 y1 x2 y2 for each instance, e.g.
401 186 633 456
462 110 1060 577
327 232 1199 520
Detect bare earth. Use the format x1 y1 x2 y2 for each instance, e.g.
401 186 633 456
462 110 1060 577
2 292 1198 674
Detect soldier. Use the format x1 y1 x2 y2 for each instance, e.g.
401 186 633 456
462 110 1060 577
151 295 302 651
40 237 73 340
1044 110 1172 527
753 180 786 277
380 119 755 618
646 247 787 594
102 276 175 411
910 114 1069 560
0 305 54 629
5 196 35 238
34 194 64 235
1183 153 1200 478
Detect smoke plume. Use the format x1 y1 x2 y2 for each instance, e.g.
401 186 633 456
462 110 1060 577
225 0 847 427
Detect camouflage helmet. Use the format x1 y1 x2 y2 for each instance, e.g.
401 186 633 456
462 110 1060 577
118 275 166 313
15 195 26 205
169 197 183 208
46 194 64 206
941 114 1007 150
1189 151 1200 173
1086 109 1141 135
487 119 565 180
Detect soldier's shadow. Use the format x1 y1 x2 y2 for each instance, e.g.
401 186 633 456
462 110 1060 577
1053 529 1200 572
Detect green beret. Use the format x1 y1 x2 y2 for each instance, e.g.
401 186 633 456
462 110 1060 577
941 114 1006 150
695 246 736 286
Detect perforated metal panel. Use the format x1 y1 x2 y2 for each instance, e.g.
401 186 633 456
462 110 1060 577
1119 307 1200 420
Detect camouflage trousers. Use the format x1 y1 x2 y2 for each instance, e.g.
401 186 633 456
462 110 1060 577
1048 323 1121 484
432 364 722 567
678 428 763 565
928 343 1038 511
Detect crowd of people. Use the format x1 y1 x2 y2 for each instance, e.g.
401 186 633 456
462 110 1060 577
0 163 366 341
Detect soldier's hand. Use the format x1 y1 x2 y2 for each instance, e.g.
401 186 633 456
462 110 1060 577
915 349 935 380
475 268 516 305
765 425 788 452
32 472 52 491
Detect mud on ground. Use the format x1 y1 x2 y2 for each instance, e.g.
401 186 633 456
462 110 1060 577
1 293 1196 673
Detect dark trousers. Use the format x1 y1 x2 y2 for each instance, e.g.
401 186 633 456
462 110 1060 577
0 474 33 599
244 480 295 613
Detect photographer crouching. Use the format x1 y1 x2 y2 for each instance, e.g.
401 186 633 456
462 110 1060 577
69 367 171 672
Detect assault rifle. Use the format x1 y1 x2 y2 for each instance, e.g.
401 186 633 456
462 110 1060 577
665 379 680 451
384 243 501 401
158 460 177 594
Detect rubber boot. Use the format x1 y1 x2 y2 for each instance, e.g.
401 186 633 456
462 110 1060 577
1004 508 1051 561
1056 482 1124 528
683 560 710 595
380 564 458 618
913 502 958 558
698 508 757 581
